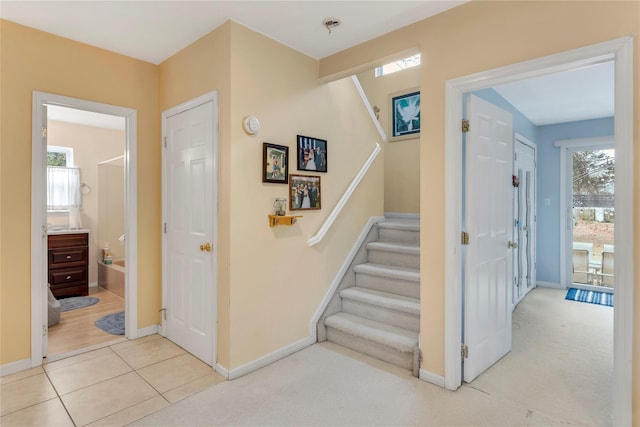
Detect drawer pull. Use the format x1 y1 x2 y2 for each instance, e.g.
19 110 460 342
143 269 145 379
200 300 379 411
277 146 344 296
66 275 72 280
66 255 72 259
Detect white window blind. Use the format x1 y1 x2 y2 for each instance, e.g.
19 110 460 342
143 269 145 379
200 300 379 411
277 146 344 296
47 166 81 211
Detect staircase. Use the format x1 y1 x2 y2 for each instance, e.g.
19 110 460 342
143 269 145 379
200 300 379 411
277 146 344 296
318 218 420 375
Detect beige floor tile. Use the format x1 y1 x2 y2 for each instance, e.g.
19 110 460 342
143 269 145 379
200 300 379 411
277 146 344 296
0 373 58 416
137 353 214 394
44 347 114 372
61 372 159 426
109 334 162 353
163 371 226 404
86 395 169 427
112 336 185 370
46 349 133 395
0 397 74 427
0 366 44 386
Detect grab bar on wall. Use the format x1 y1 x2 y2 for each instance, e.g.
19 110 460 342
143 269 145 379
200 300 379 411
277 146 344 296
307 143 381 247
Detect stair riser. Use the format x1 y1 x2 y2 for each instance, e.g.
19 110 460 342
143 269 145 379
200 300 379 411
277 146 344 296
367 249 420 269
326 327 413 370
342 299 420 332
378 228 420 245
355 273 419 299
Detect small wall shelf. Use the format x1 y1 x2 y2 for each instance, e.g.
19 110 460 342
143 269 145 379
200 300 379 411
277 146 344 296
268 214 303 228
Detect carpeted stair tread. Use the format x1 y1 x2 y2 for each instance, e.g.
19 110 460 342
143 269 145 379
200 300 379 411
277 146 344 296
367 241 420 255
378 220 420 232
340 287 420 315
325 313 418 353
354 263 420 281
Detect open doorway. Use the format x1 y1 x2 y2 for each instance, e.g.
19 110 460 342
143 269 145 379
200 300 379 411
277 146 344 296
444 37 634 425
31 92 139 365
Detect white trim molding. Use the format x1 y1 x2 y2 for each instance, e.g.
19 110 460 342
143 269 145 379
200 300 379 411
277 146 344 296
1 359 33 377
536 281 562 290
31 92 138 367
308 144 382 246
443 37 633 426
419 369 445 388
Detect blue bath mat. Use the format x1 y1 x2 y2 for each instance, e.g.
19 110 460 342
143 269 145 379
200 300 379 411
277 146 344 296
60 296 99 312
565 288 613 307
95 311 125 335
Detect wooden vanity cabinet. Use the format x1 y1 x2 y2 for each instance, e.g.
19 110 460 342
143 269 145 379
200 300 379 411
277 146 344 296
48 232 89 298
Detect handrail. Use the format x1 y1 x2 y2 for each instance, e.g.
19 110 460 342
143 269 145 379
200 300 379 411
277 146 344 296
307 143 381 246
351 75 388 142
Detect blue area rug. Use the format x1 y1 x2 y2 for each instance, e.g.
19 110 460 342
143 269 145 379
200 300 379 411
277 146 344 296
95 311 125 335
565 288 613 307
60 296 100 312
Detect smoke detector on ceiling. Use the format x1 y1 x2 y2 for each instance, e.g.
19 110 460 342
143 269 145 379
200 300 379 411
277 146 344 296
323 17 341 34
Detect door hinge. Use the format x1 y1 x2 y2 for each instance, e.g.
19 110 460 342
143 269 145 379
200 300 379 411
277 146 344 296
461 344 469 359
163 136 167 148
159 308 167 321
164 223 167 234
42 324 48 335
461 231 470 245
461 119 470 133
42 128 47 139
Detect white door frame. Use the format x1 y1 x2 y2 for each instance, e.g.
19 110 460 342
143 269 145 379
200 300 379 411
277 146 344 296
555 136 614 289
161 90 219 367
31 92 138 365
443 37 633 426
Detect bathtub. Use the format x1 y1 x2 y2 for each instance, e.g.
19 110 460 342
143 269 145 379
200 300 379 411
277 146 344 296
98 259 125 298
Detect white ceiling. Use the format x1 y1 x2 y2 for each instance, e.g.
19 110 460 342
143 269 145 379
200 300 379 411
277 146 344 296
1 1 614 127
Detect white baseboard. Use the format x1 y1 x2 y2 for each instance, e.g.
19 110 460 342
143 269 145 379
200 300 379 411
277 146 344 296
215 363 229 379
384 212 419 220
537 281 562 289
1 358 33 377
419 368 445 387
137 324 159 338
89 281 98 288
227 336 315 380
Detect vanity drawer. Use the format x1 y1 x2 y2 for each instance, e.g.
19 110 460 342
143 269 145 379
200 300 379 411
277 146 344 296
48 233 88 249
49 267 87 286
48 247 88 268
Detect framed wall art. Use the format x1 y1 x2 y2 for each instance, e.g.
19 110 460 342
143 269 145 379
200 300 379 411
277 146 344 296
390 89 420 141
296 135 327 172
289 174 321 210
262 143 289 184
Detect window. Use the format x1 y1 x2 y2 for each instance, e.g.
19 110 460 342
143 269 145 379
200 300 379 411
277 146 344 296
47 146 80 211
375 54 421 77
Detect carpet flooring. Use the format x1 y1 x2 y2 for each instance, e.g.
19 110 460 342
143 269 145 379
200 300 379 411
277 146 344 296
59 296 100 312
133 287 613 427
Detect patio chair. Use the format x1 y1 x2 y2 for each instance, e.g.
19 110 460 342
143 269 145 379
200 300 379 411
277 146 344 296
600 251 614 287
572 249 591 284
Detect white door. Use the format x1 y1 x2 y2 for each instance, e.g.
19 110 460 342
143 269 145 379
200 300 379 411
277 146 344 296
163 95 217 366
463 94 514 383
513 137 536 305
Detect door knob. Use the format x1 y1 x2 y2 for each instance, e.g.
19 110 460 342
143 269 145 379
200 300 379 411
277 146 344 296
200 243 212 252
508 241 518 249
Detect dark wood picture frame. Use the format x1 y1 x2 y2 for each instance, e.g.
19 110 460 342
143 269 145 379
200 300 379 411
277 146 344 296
296 135 327 172
262 143 289 184
289 174 321 210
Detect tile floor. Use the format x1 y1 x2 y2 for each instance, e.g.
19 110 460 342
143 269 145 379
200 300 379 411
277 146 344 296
0 334 225 426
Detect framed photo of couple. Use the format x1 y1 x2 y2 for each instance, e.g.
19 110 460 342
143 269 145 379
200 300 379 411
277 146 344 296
296 135 327 173
289 174 321 211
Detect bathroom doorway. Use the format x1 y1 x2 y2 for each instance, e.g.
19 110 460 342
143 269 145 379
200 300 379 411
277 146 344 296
31 92 138 363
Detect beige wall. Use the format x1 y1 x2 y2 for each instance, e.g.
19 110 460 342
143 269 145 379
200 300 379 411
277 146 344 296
0 20 159 364
320 0 640 421
357 67 420 213
46 120 125 283
159 21 384 370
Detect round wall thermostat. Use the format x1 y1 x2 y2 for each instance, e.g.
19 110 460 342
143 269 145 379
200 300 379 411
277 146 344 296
242 116 260 135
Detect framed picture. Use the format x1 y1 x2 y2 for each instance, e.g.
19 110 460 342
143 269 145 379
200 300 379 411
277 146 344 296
289 174 321 210
262 143 289 184
297 135 327 172
390 89 420 141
